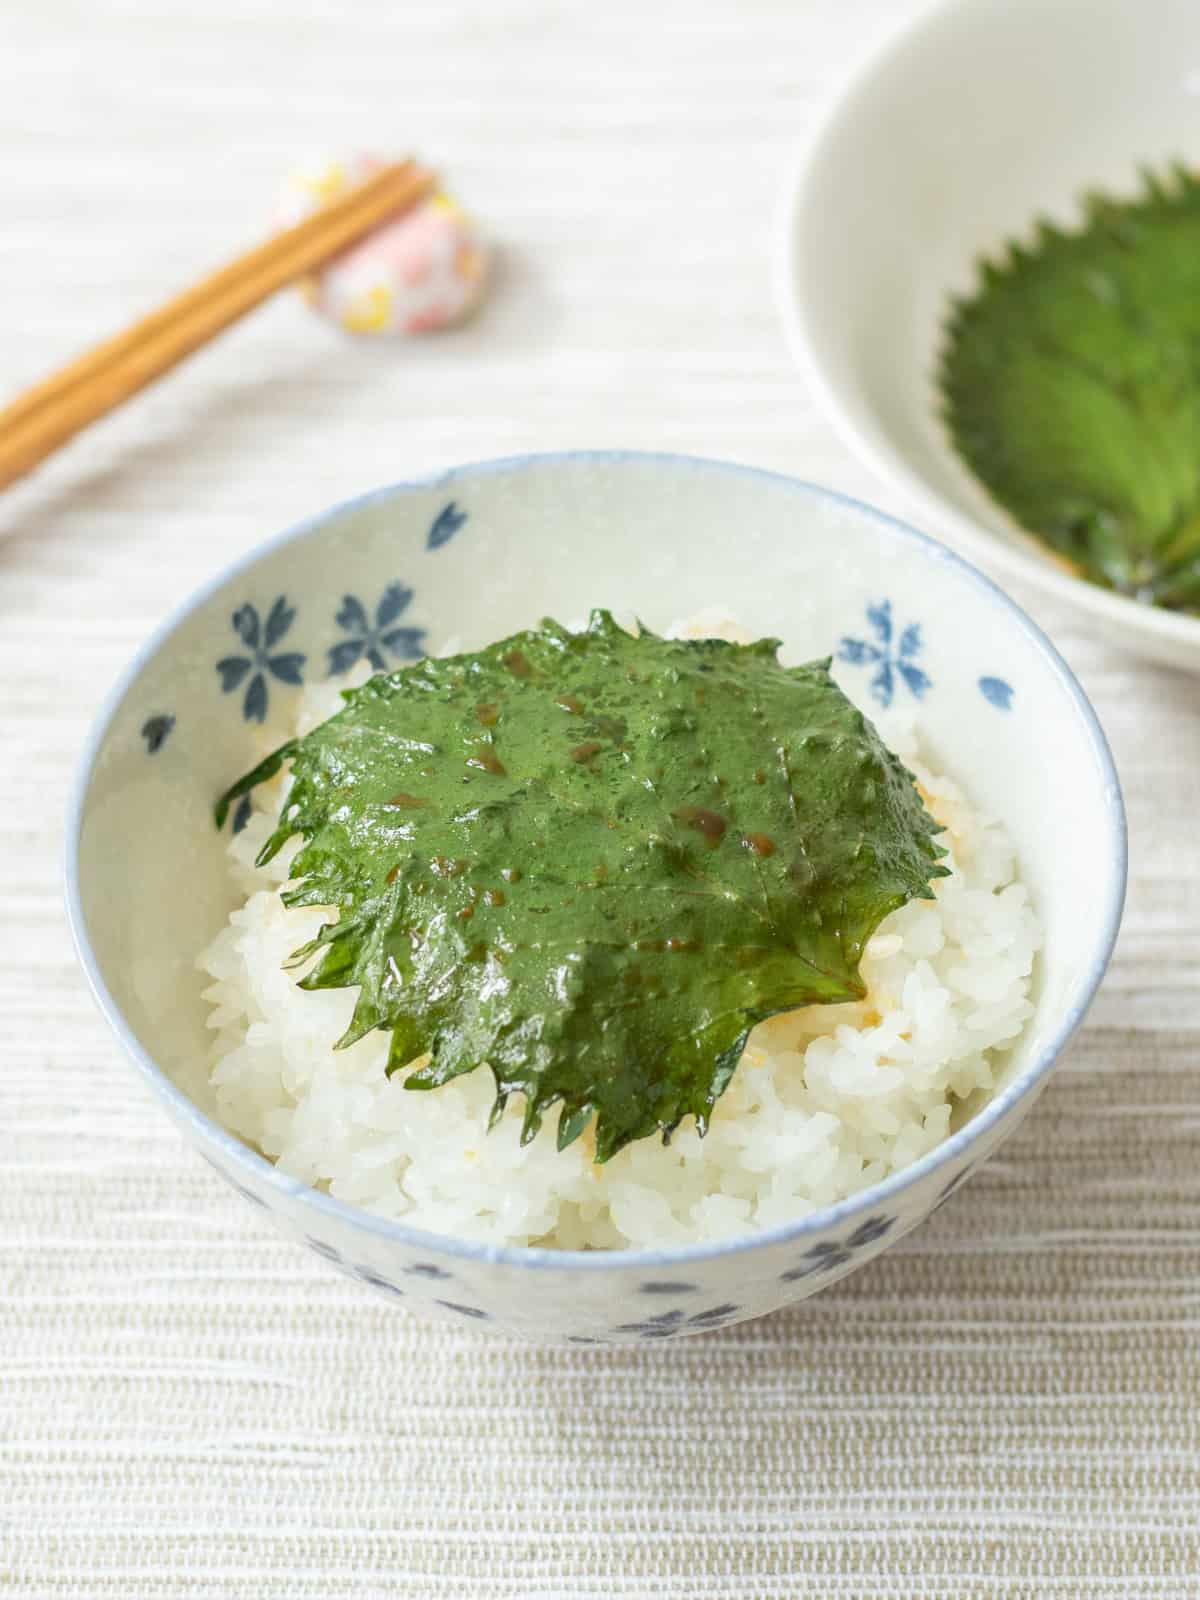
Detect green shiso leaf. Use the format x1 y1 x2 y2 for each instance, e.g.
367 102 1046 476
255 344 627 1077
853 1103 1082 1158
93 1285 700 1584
216 611 947 1162
941 162 1200 612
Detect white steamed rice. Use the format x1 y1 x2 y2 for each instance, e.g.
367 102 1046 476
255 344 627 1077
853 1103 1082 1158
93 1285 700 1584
197 613 1041 1249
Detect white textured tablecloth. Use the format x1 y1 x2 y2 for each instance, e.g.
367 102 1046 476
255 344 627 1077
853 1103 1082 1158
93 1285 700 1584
3 2 1199 1593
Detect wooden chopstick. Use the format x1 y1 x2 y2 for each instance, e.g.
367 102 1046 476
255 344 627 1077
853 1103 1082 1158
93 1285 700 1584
0 159 436 492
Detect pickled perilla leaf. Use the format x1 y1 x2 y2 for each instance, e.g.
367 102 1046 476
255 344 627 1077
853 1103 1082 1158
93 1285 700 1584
216 611 947 1161
941 164 1200 613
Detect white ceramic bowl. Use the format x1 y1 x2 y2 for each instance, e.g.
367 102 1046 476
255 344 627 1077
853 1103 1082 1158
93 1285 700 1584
777 0 1200 673
66 453 1125 1343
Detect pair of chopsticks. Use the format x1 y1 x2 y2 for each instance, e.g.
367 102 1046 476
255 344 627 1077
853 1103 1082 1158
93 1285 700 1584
0 160 436 493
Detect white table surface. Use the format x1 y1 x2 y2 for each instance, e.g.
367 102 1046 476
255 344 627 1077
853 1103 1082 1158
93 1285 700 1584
3 2 1198 1594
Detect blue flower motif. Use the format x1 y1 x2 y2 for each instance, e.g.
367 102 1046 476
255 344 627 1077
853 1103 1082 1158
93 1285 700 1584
779 1215 895 1283
978 675 1014 710
427 500 468 550
779 1241 852 1282
839 600 932 708
614 1301 742 1339
352 1267 406 1299
141 714 175 754
846 1214 894 1248
216 597 305 723
435 1299 490 1320
328 583 427 676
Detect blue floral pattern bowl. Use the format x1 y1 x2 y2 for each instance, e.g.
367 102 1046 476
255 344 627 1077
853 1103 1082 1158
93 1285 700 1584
65 453 1126 1344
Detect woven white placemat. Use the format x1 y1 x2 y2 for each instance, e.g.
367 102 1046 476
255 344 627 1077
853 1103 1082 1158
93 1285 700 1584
2 1 1197 1592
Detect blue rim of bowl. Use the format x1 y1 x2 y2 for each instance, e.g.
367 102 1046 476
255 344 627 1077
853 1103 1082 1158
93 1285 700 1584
64 450 1128 1273
771 0 1200 657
